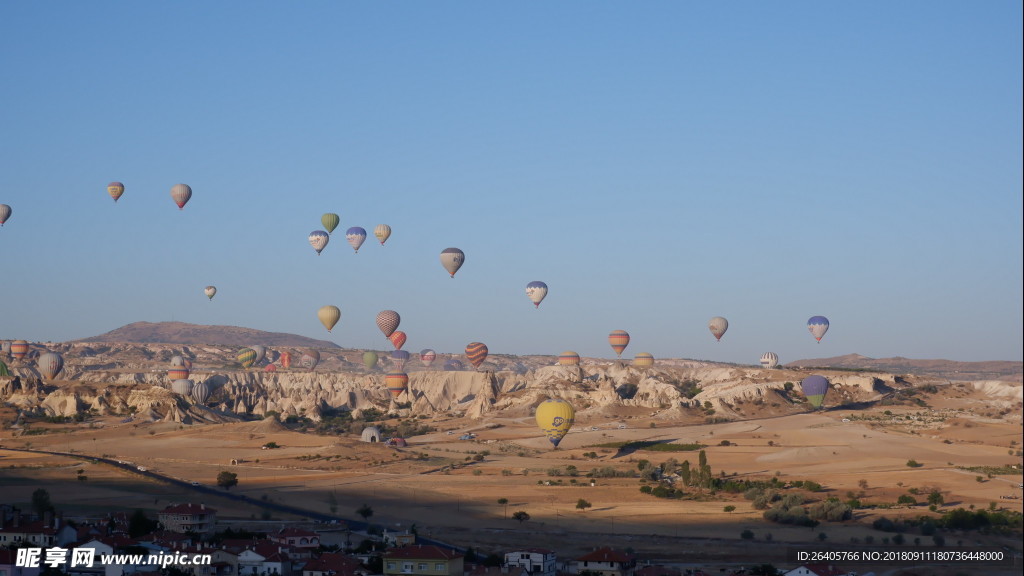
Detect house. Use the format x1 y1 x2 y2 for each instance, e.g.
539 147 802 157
503 549 557 576
0 520 59 547
0 549 42 576
570 548 636 576
783 565 855 576
157 504 217 535
237 542 298 576
382 545 463 576
269 528 320 549
301 553 364 576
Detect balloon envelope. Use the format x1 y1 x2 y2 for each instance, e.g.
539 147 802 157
633 352 655 368
108 182 125 202
376 310 400 338
374 224 392 245
443 358 464 371
321 213 340 234
558 351 580 366
390 350 410 370
346 227 367 252
301 349 320 370
608 330 630 358
192 381 211 403
760 352 779 369
440 247 465 277
385 371 409 398
526 281 548 308
280 351 292 369
807 316 830 342
0 204 11 226
250 345 267 365
237 348 257 368
171 379 193 396
535 399 575 448
465 342 489 368
167 366 190 381
389 331 407 350
309 230 330 255
801 375 830 408
363 351 379 369
708 317 729 341
318 305 341 332
11 340 28 360
37 352 63 380
170 184 192 210
420 349 436 367
204 286 217 300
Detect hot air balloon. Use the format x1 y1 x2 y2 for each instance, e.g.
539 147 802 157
10 340 28 360
280 351 292 369
535 399 575 448
558 351 580 366
0 360 8 377
170 355 185 367
760 352 779 369
204 286 217 300
376 310 400 338
444 358 464 371
389 331 407 350
171 379 193 396
264 363 277 373
374 224 392 245
318 305 341 332
181 358 193 370
108 182 125 202
309 230 330 255
800 375 830 408
633 352 655 368
170 184 192 210
440 248 465 278
420 349 436 367
807 316 830 342
192 381 211 404
237 348 257 369
301 349 320 370
37 352 63 380
321 213 340 234
608 330 630 358
363 351 379 370
526 281 548 308
1 341 11 356
390 350 410 370
465 342 489 369
167 366 190 381
250 345 267 365
385 371 409 398
346 227 367 252
265 349 279 365
708 317 729 341
0 204 12 226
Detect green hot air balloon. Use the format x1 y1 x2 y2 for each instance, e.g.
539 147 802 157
363 351 379 370
322 213 340 234
237 348 258 369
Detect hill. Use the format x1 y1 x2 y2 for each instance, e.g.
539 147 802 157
75 321 340 349
787 352 1022 381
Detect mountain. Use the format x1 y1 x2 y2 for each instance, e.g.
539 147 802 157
786 353 1022 381
75 321 340 349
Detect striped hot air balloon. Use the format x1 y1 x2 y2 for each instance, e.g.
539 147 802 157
385 371 409 398
363 351 379 370
760 352 779 369
633 352 655 368
389 331 407 350
107 182 125 202
807 316 830 342
280 351 292 369
465 342 488 369
390 350 410 370
376 310 400 338
167 366 190 381
535 398 575 448
608 330 630 358
237 348 258 369
170 184 192 210
318 305 341 332
526 281 548 308
37 352 63 380
708 317 729 341
321 213 340 234
192 381 211 404
420 349 436 367
374 224 392 245
558 351 580 366
309 230 330 255
11 340 29 360
440 247 465 277
801 375 830 408
346 227 367 252
171 379 193 396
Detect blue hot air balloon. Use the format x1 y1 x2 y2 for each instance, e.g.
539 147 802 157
800 375 830 408
807 316 830 342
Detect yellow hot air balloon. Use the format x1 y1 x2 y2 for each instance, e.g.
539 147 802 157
318 305 341 332
535 398 575 448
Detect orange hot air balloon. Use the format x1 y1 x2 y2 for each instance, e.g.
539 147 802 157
280 351 292 369
385 371 409 398
608 330 630 358
389 330 407 350
465 342 488 368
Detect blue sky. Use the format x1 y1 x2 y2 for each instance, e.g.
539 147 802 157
1 2 1021 364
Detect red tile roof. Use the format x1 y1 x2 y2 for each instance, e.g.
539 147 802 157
574 547 635 563
160 503 216 515
384 545 463 561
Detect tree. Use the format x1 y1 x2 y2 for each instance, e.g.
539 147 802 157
927 490 944 507
723 505 736 513
497 498 509 519
216 471 238 490
575 498 592 512
356 503 374 521
512 511 530 523
31 488 54 517
128 509 158 537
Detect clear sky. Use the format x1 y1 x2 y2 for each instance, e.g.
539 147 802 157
1 2 1021 364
